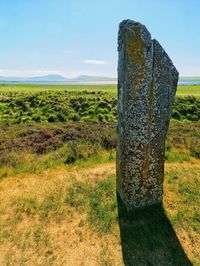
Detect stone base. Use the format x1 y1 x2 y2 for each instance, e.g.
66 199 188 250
117 190 163 212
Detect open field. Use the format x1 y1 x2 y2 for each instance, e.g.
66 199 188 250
0 154 199 265
177 85 200 96
0 84 200 96
0 84 118 94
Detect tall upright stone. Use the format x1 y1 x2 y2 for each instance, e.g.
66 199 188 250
117 20 179 209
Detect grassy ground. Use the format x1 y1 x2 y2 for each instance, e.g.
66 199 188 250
0 159 199 265
0 84 117 94
177 85 200 96
0 84 200 96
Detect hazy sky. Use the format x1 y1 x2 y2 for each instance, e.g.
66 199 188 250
0 0 199 78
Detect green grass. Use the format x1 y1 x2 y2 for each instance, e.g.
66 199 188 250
177 85 200 96
0 84 118 94
65 175 117 233
0 83 200 96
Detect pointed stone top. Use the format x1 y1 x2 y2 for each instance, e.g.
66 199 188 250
119 19 143 29
118 19 151 52
119 20 150 36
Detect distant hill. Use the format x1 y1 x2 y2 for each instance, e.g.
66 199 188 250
0 75 117 82
179 76 200 81
75 75 116 81
0 75 67 82
1 75 199 83
26 75 68 81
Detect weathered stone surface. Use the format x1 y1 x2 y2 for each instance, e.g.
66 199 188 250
117 20 179 209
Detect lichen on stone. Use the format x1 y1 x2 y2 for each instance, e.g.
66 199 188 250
117 19 179 210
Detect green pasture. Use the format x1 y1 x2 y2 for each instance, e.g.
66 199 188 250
0 84 200 96
0 84 117 94
177 85 200 96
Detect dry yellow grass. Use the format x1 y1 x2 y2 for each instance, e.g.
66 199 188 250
0 163 121 266
0 160 199 265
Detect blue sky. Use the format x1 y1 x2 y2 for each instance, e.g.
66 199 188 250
0 0 199 78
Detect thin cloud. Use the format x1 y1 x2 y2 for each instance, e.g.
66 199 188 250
178 65 200 77
83 59 108 65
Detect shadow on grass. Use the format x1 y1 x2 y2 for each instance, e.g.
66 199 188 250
117 194 192 266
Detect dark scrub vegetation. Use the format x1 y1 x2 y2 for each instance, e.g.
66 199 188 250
0 122 199 178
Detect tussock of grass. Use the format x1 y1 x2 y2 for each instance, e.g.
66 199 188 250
165 167 200 234
165 148 190 162
0 85 200 125
65 175 117 233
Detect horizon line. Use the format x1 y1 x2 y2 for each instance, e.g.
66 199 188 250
0 74 200 79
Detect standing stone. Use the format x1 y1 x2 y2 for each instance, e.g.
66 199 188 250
117 20 179 209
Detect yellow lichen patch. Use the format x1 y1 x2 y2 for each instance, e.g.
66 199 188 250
128 38 145 65
147 79 154 125
127 38 146 95
142 146 151 184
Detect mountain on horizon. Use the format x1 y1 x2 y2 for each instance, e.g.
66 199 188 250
0 74 117 82
0 75 199 82
179 76 200 81
27 74 67 81
75 75 116 81
0 74 67 82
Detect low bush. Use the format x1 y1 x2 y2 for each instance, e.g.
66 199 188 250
0 121 199 178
